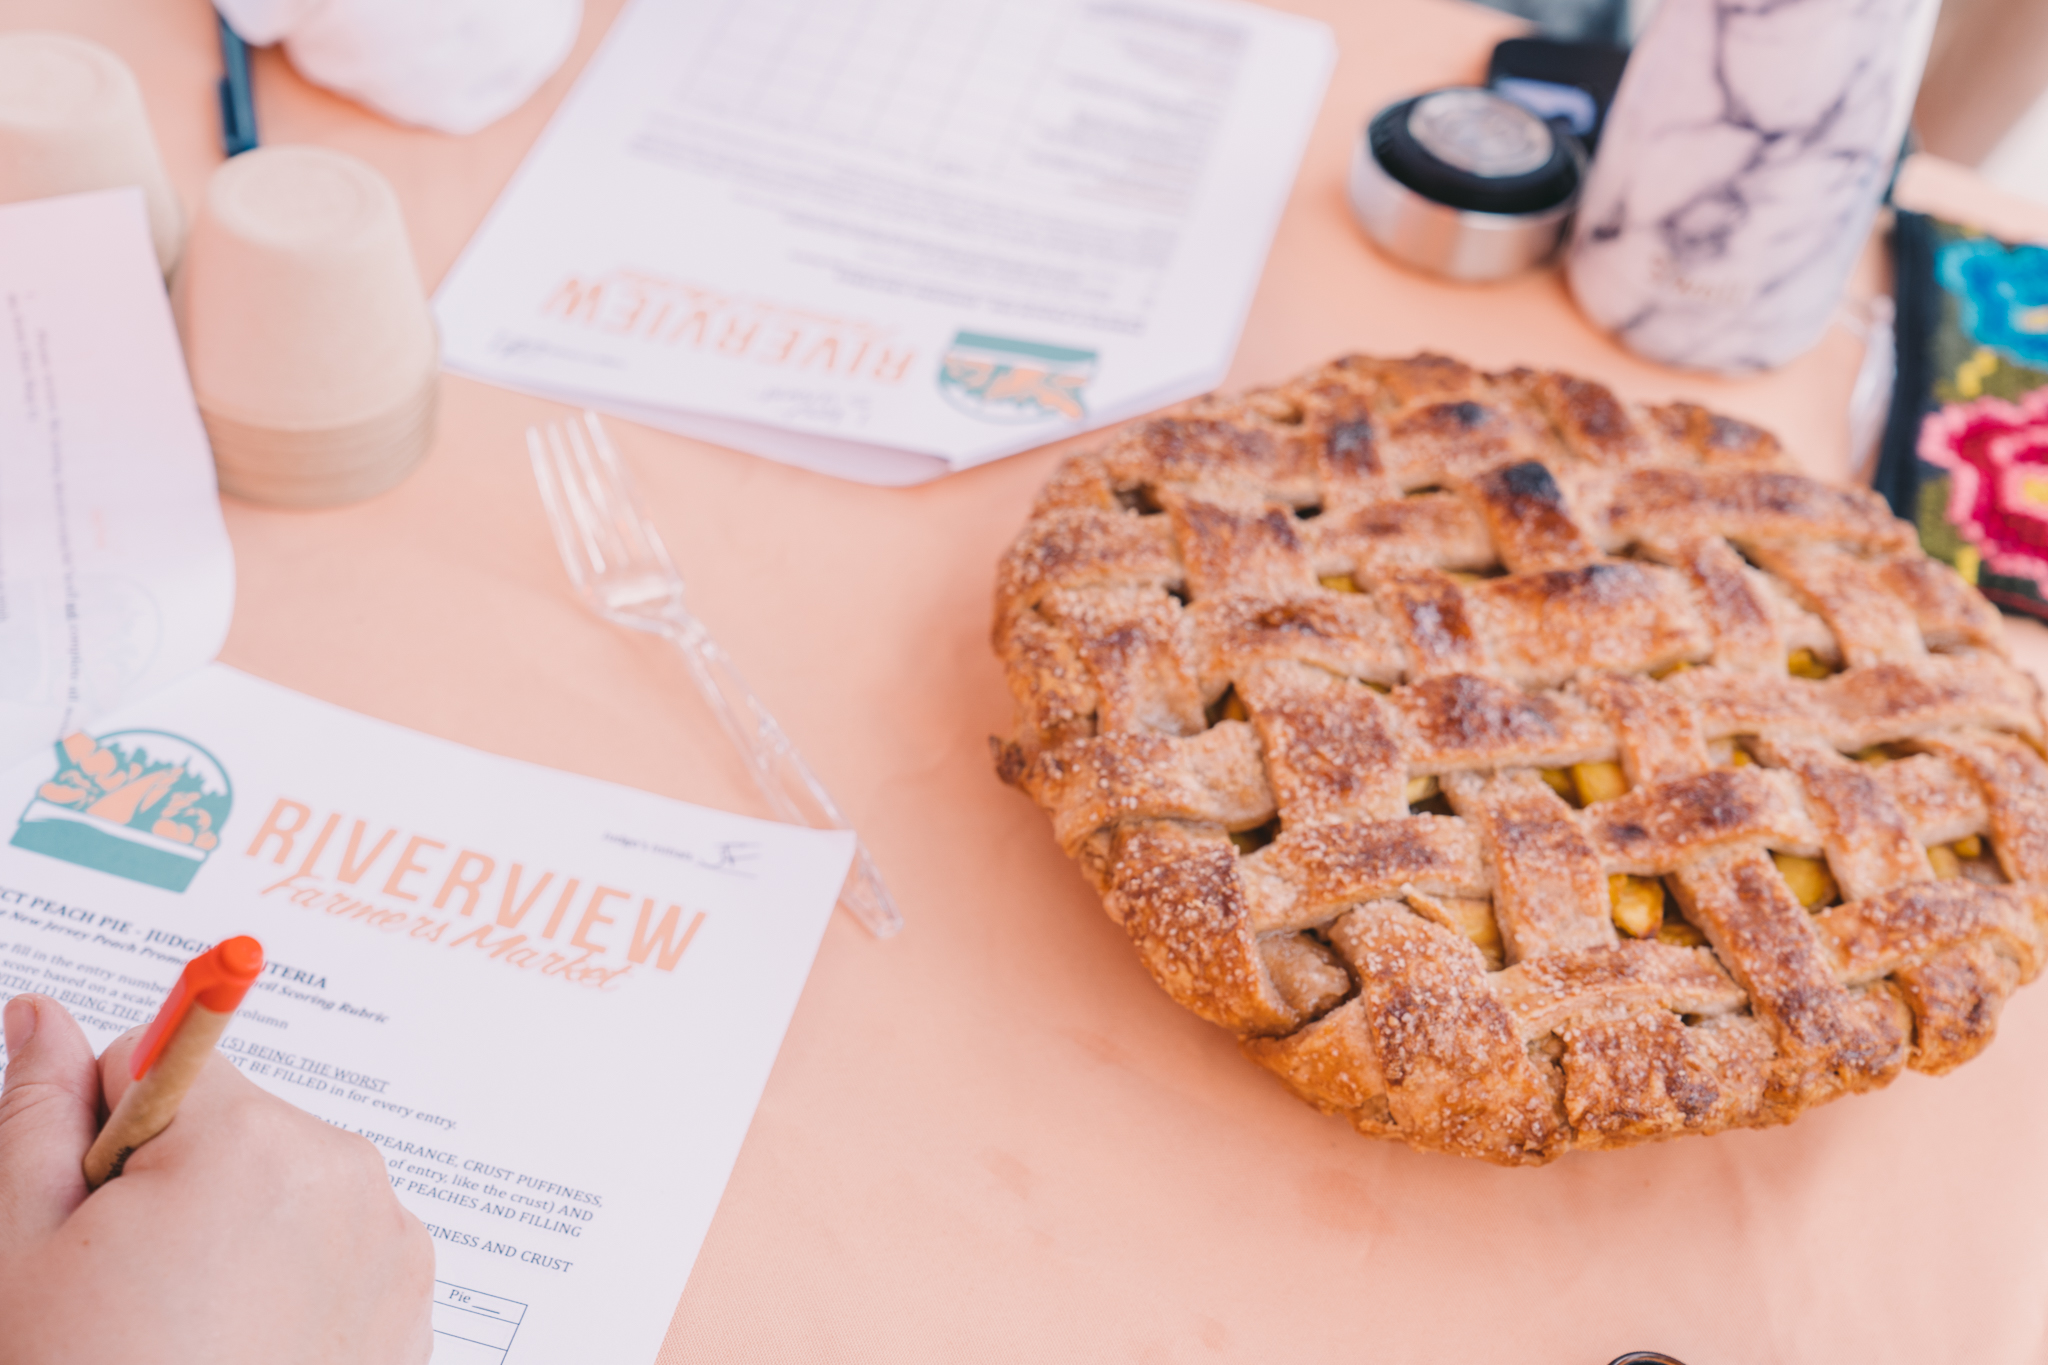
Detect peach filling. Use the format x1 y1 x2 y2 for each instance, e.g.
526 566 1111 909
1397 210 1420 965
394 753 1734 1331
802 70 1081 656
1540 760 1628 808
1787 648 1836 679
1771 852 1839 910
1608 874 1664 938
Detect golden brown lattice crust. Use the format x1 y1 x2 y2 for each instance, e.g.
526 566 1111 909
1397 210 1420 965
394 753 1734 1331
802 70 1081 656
992 352 2048 1165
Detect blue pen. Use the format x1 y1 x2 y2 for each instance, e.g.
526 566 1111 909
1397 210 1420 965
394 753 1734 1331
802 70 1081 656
217 11 258 157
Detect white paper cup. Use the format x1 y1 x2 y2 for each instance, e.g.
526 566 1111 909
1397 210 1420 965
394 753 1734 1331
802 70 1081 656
202 366 438 508
0 32 185 272
175 145 440 507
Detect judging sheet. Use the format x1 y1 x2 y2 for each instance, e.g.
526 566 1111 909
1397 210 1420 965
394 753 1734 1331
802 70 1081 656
0 666 853 1364
435 0 1333 482
0 190 235 771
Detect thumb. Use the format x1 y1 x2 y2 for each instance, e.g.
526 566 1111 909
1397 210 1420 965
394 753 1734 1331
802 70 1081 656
0 995 102 1241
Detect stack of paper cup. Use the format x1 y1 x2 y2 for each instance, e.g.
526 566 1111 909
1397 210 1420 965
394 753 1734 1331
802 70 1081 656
0 32 184 273
175 146 439 507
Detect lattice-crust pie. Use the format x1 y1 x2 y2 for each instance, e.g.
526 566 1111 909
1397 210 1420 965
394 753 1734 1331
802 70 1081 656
991 352 2048 1165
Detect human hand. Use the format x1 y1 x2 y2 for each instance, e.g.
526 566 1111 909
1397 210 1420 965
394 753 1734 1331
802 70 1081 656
0 994 434 1364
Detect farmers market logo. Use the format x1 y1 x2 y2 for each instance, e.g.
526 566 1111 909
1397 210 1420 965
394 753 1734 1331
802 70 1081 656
11 730 232 893
937 331 1095 424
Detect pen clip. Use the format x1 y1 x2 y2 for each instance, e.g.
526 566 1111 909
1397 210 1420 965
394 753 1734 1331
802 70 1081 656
130 936 264 1080
216 11 259 157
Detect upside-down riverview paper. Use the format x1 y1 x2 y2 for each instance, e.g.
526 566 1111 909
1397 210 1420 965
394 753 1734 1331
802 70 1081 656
434 0 1334 483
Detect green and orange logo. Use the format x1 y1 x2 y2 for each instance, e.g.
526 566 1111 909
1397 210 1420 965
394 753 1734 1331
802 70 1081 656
937 331 1096 424
12 731 233 893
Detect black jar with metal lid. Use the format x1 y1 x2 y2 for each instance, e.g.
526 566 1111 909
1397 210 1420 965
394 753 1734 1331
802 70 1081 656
1348 87 1583 282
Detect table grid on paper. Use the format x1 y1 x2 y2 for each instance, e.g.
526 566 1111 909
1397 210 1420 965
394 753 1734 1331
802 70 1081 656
431 1280 528 1364
674 0 1063 177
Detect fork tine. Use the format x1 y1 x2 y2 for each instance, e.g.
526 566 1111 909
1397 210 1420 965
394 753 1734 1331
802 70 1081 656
550 419 619 581
534 416 635 595
527 422 596 595
558 418 622 577
569 412 680 579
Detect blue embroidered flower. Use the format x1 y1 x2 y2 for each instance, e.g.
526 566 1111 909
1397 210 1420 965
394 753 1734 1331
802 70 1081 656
1938 238 2048 370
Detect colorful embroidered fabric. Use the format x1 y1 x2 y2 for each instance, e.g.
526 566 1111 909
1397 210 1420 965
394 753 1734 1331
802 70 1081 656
1878 213 2048 620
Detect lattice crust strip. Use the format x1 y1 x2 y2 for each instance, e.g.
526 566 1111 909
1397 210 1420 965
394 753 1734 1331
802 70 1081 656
991 352 2048 1165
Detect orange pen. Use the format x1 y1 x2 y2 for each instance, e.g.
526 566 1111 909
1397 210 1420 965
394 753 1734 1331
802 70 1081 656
82 936 264 1190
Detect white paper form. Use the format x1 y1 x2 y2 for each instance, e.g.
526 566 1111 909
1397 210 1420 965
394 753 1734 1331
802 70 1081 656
435 0 1333 484
0 665 854 1364
0 190 235 769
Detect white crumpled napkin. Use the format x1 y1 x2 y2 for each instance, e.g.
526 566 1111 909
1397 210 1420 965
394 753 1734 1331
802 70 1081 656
216 0 582 136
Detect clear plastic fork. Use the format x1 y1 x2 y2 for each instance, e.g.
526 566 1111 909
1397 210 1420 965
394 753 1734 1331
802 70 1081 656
527 411 904 939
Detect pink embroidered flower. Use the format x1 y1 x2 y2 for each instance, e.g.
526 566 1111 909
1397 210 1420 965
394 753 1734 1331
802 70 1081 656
1918 386 2048 591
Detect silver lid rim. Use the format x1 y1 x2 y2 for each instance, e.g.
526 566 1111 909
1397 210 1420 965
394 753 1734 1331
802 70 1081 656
1346 118 1582 283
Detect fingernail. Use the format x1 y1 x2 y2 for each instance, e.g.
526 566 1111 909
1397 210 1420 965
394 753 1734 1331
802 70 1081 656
3 997 35 1054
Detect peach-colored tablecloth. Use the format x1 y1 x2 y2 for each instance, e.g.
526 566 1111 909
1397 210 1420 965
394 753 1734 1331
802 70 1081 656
8 0 2048 1359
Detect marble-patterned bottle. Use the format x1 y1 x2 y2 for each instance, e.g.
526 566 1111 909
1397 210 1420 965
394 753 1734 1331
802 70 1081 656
1565 0 1939 373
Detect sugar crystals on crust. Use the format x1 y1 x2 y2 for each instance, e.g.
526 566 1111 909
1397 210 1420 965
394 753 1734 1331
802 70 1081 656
991 352 2048 1165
